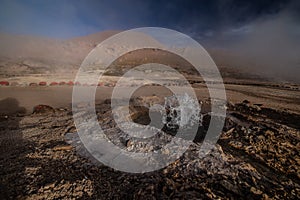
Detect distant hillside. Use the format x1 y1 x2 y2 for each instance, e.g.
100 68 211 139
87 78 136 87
0 30 266 81
0 31 119 76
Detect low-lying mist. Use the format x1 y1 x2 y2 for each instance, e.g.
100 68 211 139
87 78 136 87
210 4 300 83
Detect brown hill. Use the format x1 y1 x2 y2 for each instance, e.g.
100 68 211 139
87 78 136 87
0 30 263 81
0 31 119 76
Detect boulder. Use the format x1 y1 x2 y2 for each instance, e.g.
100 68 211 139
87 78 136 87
33 104 55 114
242 100 250 104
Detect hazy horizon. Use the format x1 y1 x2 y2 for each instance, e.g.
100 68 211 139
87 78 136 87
0 0 299 82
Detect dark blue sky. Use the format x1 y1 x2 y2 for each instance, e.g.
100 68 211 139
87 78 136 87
0 0 298 39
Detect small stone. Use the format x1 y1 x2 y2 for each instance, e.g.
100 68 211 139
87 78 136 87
53 145 73 151
44 183 55 190
120 137 132 147
242 100 250 104
162 148 170 155
262 194 270 200
257 135 265 141
252 105 261 111
250 187 263 195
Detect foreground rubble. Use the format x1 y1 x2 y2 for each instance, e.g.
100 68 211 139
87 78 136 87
0 98 299 199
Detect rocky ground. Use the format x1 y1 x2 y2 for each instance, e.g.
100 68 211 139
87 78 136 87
0 96 299 199
1 29 299 199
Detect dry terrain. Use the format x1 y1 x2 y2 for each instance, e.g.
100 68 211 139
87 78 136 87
0 31 299 199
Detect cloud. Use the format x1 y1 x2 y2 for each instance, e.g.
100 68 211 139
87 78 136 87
0 0 295 38
0 0 100 38
217 2 300 82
